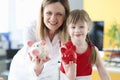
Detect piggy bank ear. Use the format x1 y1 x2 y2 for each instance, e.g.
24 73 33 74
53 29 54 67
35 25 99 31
27 41 34 47
61 47 66 53
40 40 46 45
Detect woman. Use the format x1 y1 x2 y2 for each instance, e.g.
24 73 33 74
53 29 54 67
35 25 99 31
8 0 70 80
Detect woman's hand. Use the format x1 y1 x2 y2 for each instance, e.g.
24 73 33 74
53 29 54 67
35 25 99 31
62 61 76 80
29 53 50 76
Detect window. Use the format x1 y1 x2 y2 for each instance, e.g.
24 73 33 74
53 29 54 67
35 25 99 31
0 0 42 49
0 0 9 32
16 0 42 28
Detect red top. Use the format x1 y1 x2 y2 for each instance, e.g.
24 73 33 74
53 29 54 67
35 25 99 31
60 43 92 76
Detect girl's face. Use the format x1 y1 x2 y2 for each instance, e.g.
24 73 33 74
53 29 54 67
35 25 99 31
68 21 89 41
43 2 65 32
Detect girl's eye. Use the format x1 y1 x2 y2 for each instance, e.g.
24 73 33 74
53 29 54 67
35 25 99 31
79 26 84 28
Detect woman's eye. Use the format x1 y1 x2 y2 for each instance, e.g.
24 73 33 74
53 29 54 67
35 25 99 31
46 12 52 15
56 13 63 16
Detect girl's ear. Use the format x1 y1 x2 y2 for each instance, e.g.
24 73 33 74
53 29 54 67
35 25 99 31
87 26 91 33
27 41 34 47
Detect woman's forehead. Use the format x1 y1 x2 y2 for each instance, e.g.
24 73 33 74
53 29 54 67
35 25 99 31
44 2 65 13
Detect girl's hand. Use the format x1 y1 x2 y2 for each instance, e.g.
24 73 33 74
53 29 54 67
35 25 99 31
28 53 50 76
62 61 76 80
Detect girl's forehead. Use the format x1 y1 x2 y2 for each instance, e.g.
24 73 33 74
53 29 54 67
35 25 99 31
69 20 87 26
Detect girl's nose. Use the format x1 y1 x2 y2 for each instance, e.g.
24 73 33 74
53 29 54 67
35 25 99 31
75 28 80 32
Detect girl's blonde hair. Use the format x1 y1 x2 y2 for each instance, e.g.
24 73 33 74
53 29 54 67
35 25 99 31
66 9 97 64
36 0 70 43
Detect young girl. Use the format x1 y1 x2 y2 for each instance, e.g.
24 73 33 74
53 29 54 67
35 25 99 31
60 9 111 80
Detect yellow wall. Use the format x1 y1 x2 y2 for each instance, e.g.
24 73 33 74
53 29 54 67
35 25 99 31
83 1 120 79
83 0 120 48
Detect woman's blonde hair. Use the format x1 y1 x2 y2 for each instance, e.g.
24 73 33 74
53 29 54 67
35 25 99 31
66 9 97 64
36 0 70 42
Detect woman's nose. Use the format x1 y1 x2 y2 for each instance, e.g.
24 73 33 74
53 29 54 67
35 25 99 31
50 14 57 20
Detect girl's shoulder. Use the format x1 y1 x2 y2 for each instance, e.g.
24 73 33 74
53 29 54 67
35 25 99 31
88 42 99 52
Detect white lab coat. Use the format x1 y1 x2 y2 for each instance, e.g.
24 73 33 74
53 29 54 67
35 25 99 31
8 24 69 80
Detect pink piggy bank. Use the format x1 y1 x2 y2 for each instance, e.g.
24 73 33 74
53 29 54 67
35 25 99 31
27 40 49 59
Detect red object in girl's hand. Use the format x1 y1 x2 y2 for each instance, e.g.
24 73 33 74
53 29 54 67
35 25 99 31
61 41 77 64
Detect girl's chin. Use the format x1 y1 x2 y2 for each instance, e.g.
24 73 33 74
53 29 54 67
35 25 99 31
74 37 82 40
74 38 83 42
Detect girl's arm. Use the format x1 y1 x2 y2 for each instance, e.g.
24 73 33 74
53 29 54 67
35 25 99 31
95 47 111 80
60 43 77 80
62 61 76 80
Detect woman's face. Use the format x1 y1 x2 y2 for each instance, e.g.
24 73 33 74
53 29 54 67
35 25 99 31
43 2 65 32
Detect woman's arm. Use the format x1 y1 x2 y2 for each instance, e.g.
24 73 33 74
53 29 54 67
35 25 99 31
95 47 111 80
23 21 38 45
28 53 50 76
23 22 50 76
